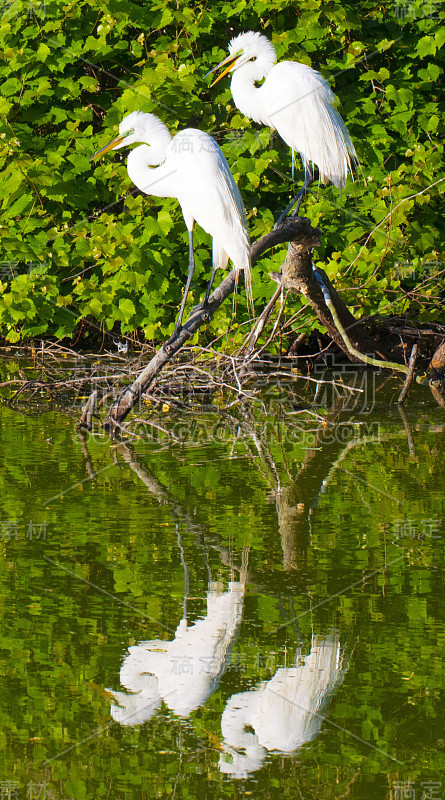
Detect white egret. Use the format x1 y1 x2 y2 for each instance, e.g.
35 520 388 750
90 111 251 343
207 31 357 218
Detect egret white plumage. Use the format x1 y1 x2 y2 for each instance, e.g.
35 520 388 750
108 581 245 723
220 633 346 778
90 111 251 343
207 31 357 219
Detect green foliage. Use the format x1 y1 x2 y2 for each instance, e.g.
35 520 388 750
0 0 444 344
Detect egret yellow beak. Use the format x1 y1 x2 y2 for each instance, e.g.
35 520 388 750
205 51 243 87
89 134 125 162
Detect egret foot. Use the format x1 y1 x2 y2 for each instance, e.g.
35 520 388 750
163 324 183 351
274 190 307 229
275 198 300 229
192 299 211 321
274 172 314 229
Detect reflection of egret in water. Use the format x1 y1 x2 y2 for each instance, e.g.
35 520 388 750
109 580 244 723
109 530 247 724
219 633 346 778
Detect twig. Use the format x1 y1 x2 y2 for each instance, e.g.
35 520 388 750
242 278 283 356
123 418 180 441
397 406 416 457
346 177 445 273
78 390 98 430
397 344 418 404
314 270 429 386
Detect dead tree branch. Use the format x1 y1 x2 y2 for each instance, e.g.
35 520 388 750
430 338 445 377
100 215 421 432
104 218 327 431
281 245 383 360
398 344 418 404
78 390 98 430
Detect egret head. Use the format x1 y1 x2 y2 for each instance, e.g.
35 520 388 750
207 31 276 86
115 111 147 148
89 111 171 162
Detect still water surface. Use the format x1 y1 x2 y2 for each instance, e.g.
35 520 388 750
1 370 444 799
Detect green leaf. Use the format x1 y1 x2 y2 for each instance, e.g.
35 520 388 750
416 35 437 57
117 297 136 322
36 43 51 62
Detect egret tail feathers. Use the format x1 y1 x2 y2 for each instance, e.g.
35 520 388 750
213 243 254 319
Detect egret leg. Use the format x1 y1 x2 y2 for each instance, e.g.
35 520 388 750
202 263 217 309
164 229 195 346
275 170 314 228
292 171 315 216
192 254 217 315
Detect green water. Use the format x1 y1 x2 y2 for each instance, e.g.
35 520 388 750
0 370 444 799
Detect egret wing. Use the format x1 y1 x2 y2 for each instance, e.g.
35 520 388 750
171 130 250 272
263 61 357 187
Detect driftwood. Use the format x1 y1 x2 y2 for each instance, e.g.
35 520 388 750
103 217 378 432
78 390 98 430
430 339 445 376
281 237 383 362
428 338 445 407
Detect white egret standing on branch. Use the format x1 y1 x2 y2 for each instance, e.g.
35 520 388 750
90 111 251 343
207 31 357 220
